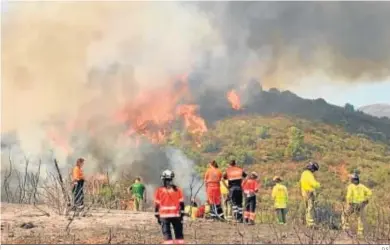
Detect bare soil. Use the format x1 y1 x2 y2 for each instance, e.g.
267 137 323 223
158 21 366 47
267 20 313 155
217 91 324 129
0 203 362 244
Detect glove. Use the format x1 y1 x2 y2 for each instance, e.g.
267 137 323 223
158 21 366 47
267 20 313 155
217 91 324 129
155 213 160 224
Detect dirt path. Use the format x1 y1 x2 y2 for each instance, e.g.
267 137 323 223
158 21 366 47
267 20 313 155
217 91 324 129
1 203 360 244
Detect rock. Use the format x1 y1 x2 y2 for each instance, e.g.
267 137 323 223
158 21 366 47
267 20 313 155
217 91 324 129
20 222 35 229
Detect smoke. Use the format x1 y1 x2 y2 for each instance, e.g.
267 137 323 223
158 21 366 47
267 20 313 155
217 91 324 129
192 1 390 89
1 1 216 201
2 2 390 201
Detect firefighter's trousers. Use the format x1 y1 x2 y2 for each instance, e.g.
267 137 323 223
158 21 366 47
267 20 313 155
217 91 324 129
207 186 224 219
229 186 243 222
72 180 84 208
302 191 315 226
160 217 184 244
222 193 232 218
244 195 256 223
341 203 367 235
133 196 143 211
275 208 287 224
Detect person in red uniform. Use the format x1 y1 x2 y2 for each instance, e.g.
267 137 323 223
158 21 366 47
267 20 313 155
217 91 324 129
154 169 185 244
223 160 247 222
204 160 224 220
242 172 260 225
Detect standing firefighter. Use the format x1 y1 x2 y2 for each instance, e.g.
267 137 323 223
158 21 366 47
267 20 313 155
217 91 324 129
242 172 260 225
341 173 372 236
272 176 288 224
223 160 247 222
204 160 224 220
300 162 321 227
154 170 185 244
129 177 146 211
72 158 85 209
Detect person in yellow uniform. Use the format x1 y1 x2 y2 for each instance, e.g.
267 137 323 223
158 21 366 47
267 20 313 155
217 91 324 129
300 162 320 227
271 176 288 224
220 179 231 219
341 173 372 236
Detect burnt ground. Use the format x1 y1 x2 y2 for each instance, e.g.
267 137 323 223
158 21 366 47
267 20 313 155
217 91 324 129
0 203 368 244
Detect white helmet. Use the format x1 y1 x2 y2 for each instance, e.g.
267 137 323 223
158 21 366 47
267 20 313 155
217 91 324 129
161 169 175 180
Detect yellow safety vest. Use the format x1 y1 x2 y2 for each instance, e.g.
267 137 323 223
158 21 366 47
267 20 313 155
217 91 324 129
272 183 288 209
300 170 320 196
220 180 229 195
346 183 372 204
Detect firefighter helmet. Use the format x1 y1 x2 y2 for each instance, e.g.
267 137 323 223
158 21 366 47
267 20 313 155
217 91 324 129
307 162 320 172
350 173 359 181
250 171 258 179
273 176 282 182
161 169 175 180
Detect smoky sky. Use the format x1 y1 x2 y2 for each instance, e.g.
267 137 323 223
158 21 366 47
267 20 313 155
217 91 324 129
193 1 390 81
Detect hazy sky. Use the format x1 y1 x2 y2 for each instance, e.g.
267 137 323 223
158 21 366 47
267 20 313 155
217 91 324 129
293 79 390 108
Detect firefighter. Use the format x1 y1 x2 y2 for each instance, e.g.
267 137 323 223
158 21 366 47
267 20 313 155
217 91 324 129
129 177 146 211
300 162 321 227
184 199 199 220
154 169 185 244
204 160 224 220
272 176 288 224
242 172 260 225
72 158 85 210
223 160 247 222
341 173 372 236
220 178 231 219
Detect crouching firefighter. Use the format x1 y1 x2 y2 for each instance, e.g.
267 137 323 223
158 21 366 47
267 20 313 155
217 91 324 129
223 160 247 222
154 170 185 244
204 160 224 220
242 172 260 225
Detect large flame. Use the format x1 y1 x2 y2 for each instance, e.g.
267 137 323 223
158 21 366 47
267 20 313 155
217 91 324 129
46 74 208 154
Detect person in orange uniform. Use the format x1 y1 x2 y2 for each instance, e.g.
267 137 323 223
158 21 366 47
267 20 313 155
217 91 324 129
72 158 85 209
204 160 224 220
154 170 185 244
242 172 260 225
223 160 247 222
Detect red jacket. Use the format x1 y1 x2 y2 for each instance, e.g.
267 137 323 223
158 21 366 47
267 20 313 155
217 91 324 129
154 186 184 218
242 179 259 195
204 167 222 188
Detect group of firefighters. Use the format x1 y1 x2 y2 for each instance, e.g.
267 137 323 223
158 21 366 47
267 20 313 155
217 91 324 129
71 158 373 244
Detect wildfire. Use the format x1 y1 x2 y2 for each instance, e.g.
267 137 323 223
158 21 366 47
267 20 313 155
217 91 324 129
47 73 208 154
227 90 241 110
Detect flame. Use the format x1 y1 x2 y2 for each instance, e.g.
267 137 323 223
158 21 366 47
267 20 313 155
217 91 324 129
227 90 241 110
46 73 208 154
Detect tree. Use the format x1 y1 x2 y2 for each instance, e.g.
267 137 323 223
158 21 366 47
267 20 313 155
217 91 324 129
344 103 355 113
256 126 270 139
284 126 306 161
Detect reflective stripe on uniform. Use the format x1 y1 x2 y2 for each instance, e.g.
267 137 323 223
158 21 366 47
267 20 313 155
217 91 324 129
160 206 178 210
159 213 181 218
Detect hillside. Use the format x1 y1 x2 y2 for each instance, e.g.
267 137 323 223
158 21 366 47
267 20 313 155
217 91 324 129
359 103 390 118
193 82 390 145
169 115 390 230
2 115 390 244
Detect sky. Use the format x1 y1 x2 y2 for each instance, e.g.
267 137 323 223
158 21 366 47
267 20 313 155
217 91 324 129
291 78 390 108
